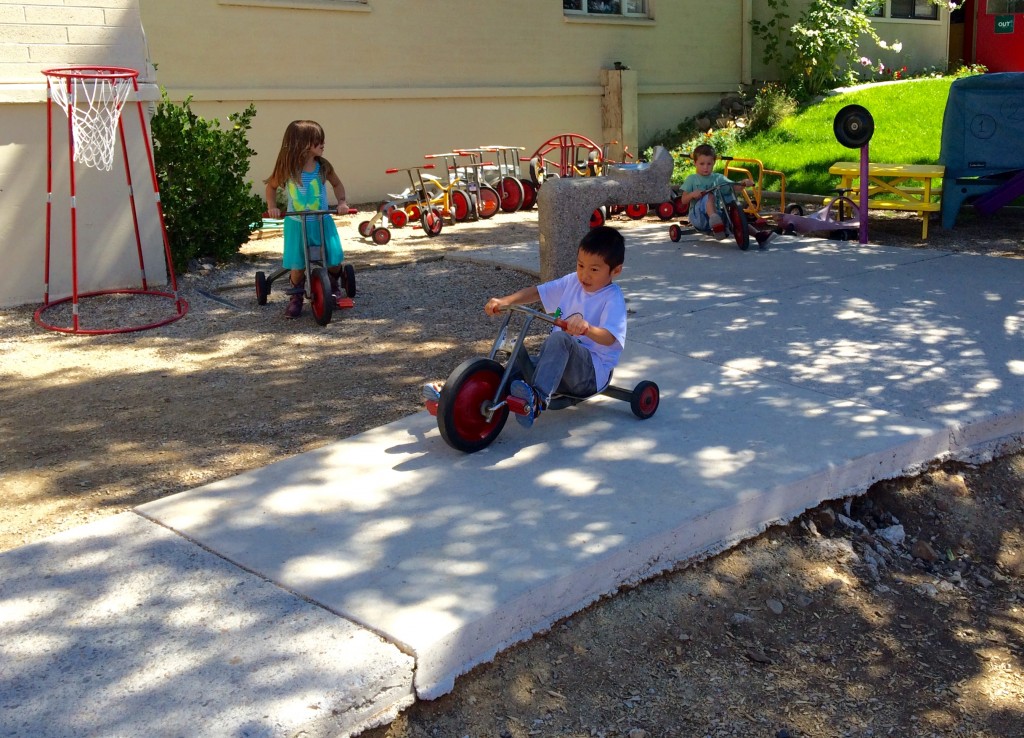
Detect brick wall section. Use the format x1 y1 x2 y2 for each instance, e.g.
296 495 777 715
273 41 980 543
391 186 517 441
0 0 150 84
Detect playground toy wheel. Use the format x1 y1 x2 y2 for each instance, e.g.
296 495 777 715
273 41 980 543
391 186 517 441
668 224 682 242
451 189 474 221
625 203 648 220
342 263 356 298
310 267 334 326
371 227 391 245
656 201 676 220
388 208 408 228
255 271 269 305
476 185 501 219
520 180 538 210
437 357 509 453
630 380 660 419
727 202 750 251
590 206 606 228
498 177 525 212
358 220 374 237
421 207 444 236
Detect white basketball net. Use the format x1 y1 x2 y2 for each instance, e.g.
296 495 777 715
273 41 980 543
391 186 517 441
47 70 135 172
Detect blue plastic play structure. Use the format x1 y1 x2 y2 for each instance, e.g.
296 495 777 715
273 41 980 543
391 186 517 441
940 72 1024 228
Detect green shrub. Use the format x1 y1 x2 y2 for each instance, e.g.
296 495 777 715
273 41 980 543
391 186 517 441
150 92 265 273
743 83 798 137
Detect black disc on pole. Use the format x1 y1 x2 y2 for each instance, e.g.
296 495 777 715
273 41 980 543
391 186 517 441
833 104 875 149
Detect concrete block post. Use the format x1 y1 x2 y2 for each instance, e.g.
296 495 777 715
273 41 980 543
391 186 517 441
537 146 674 282
601 67 638 164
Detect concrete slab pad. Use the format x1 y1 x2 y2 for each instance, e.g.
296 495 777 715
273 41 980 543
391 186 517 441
139 339 956 700
633 247 1024 444
0 513 414 738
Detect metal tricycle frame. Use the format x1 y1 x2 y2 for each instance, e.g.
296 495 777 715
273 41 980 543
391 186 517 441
668 179 751 250
254 208 356 326
722 156 789 226
425 304 660 453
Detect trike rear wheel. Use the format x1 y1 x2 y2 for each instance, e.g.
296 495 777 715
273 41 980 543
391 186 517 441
476 186 501 219
358 220 374 237
421 208 444 236
309 268 334 326
438 357 509 453
371 227 392 245
342 263 356 298
520 180 537 210
451 189 474 221
255 271 269 305
630 380 660 420
498 176 524 212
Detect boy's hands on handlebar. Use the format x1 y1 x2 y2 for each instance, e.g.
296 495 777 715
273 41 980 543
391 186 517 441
562 313 591 337
484 297 507 316
267 207 282 218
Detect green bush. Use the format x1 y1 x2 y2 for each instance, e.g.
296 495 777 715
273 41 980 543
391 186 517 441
150 92 265 273
743 83 798 137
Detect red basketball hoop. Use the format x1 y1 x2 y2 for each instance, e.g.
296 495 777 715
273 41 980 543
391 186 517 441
38 66 188 334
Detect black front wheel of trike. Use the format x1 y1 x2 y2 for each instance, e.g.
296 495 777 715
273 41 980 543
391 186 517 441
438 357 509 453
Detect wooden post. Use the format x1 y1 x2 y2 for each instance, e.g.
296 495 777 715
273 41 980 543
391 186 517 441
601 68 638 163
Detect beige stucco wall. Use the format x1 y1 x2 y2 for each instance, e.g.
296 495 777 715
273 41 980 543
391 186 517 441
137 0 751 209
1 1 950 309
0 0 163 310
749 1 950 82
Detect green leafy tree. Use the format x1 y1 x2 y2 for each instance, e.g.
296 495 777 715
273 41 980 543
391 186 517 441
150 92 265 273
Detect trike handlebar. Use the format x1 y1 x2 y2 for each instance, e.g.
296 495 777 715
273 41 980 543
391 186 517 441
499 304 569 331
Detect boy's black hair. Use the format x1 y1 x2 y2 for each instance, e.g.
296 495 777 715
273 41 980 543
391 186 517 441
578 225 625 269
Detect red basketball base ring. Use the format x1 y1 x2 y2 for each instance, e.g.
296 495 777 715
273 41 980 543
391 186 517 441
40 65 188 334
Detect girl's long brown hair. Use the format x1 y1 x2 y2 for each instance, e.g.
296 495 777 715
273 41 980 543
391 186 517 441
264 120 335 188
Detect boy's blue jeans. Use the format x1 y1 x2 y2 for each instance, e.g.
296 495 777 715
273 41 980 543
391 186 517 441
532 331 597 404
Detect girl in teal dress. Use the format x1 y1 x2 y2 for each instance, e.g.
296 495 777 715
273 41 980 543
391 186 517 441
264 120 350 317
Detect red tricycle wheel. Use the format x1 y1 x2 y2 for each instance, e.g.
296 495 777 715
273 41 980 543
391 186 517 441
656 201 676 220
498 177 525 212
437 357 509 453
520 180 537 210
451 189 474 221
372 227 392 245
669 224 682 242
625 203 648 220
630 380 660 420
310 268 334 326
590 207 606 228
421 208 444 236
727 202 750 251
477 186 501 219
388 208 408 228
358 220 374 237
342 263 356 298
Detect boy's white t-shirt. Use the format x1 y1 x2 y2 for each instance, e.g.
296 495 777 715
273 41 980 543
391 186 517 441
537 273 627 389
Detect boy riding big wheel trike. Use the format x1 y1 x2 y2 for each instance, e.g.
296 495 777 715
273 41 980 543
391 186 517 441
424 304 660 453
255 208 356 326
669 180 750 251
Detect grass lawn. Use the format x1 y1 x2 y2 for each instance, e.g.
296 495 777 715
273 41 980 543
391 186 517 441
699 78 955 196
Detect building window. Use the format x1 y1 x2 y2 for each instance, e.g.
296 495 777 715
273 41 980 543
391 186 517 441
563 1 649 18
986 0 1024 12
865 1 940 19
889 0 939 18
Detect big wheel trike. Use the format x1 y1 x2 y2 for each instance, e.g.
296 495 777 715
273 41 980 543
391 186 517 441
669 180 751 250
424 305 660 453
254 208 356 326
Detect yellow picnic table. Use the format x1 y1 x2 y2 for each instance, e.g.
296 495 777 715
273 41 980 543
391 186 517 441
828 162 945 239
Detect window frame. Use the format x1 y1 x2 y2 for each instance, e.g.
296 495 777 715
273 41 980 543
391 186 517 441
866 1 941 21
563 1 650 20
